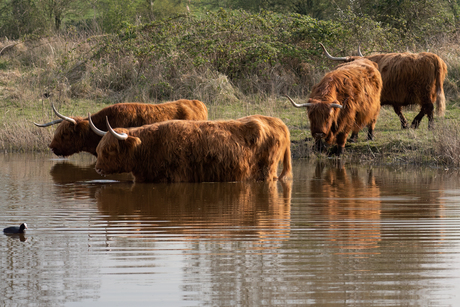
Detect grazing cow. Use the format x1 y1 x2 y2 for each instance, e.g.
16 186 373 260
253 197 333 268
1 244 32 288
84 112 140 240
320 43 447 129
89 115 292 183
34 99 208 157
287 58 382 155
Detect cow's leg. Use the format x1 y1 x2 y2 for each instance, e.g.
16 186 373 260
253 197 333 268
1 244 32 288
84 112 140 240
411 103 433 129
348 132 358 143
367 119 377 140
367 128 375 141
334 132 347 156
427 108 435 130
393 105 408 129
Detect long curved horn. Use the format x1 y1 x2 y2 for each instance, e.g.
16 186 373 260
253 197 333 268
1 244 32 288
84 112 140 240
33 119 63 127
88 113 106 136
52 103 77 125
358 44 364 57
330 104 343 109
319 43 348 61
285 95 312 108
106 116 128 141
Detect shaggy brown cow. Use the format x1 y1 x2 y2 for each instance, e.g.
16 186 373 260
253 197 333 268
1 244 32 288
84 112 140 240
287 58 382 155
34 99 208 157
320 43 447 129
89 115 292 183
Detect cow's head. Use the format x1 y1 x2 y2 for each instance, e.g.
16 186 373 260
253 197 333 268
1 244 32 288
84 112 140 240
34 104 93 157
91 116 141 176
285 95 342 141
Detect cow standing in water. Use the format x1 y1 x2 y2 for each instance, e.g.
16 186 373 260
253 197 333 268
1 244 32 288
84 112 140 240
34 99 208 157
320 43 447 130
287 58 383 156
89 115 292 183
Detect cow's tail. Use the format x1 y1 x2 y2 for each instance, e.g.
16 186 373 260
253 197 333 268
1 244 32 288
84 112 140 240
278 143 292 181
435 58 446 117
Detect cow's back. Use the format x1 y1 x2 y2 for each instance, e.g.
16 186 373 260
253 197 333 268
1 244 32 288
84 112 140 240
368 52 446 105
124 116 290 182
327 59 382 114
90 100 208 130
132 119 255 182
341 59 382 123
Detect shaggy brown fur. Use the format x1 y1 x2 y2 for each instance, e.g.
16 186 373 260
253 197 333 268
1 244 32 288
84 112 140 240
46 99 208 157
304 58 383 155
322 46 447 129
94 115 292 183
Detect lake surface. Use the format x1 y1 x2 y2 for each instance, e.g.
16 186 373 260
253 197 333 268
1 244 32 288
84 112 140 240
2 153 460 306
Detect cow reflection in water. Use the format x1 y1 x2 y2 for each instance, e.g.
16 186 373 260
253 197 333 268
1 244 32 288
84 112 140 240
50 161 132 184
49 161 292 245
50 161 133 202
95 181 292 245
310 162 382 252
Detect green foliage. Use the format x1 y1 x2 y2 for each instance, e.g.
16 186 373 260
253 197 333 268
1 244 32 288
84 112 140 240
1 0 458 44
95 0 187 33
97 0 139 33
334 8 406 52
0 60 8 70
88 9 353 98
138 0 187 23
0 0 48 38
46 6 455 102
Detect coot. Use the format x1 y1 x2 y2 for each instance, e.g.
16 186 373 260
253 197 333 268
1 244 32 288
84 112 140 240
3 223 27 234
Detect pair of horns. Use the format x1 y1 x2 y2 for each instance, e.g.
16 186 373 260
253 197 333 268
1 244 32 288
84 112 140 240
285 95 343 109
88 114 128 141
34 103 76 127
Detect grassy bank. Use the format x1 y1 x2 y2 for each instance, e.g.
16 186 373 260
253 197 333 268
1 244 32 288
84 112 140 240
2 94 460 168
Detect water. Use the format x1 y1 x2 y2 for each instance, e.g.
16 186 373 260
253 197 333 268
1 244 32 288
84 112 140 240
2 153 460 306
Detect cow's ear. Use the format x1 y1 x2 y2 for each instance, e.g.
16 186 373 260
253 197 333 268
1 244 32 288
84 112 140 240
75 119 88 132
123 136 142 150
71 119 89 134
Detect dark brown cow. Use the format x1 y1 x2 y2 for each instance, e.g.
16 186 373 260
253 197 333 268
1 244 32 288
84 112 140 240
287 58 382 155
34 99 208 157
90 115 292 183
320 43 447 129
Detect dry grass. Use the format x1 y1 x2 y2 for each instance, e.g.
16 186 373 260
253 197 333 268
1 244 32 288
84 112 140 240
0 121 53 153
432 120 460 167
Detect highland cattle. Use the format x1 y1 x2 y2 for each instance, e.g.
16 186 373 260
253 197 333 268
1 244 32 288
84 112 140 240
34 99 208 157
287 58 382 155
320 43 447 129
90 115 292 183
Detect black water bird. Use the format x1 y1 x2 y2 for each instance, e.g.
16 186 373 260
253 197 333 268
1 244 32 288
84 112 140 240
3 223 27 234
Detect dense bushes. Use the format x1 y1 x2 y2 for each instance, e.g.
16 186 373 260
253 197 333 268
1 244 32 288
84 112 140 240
1 7 459 106
47 9 409 102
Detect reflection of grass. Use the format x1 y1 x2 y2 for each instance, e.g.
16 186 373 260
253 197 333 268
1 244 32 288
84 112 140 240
3 95 460 168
